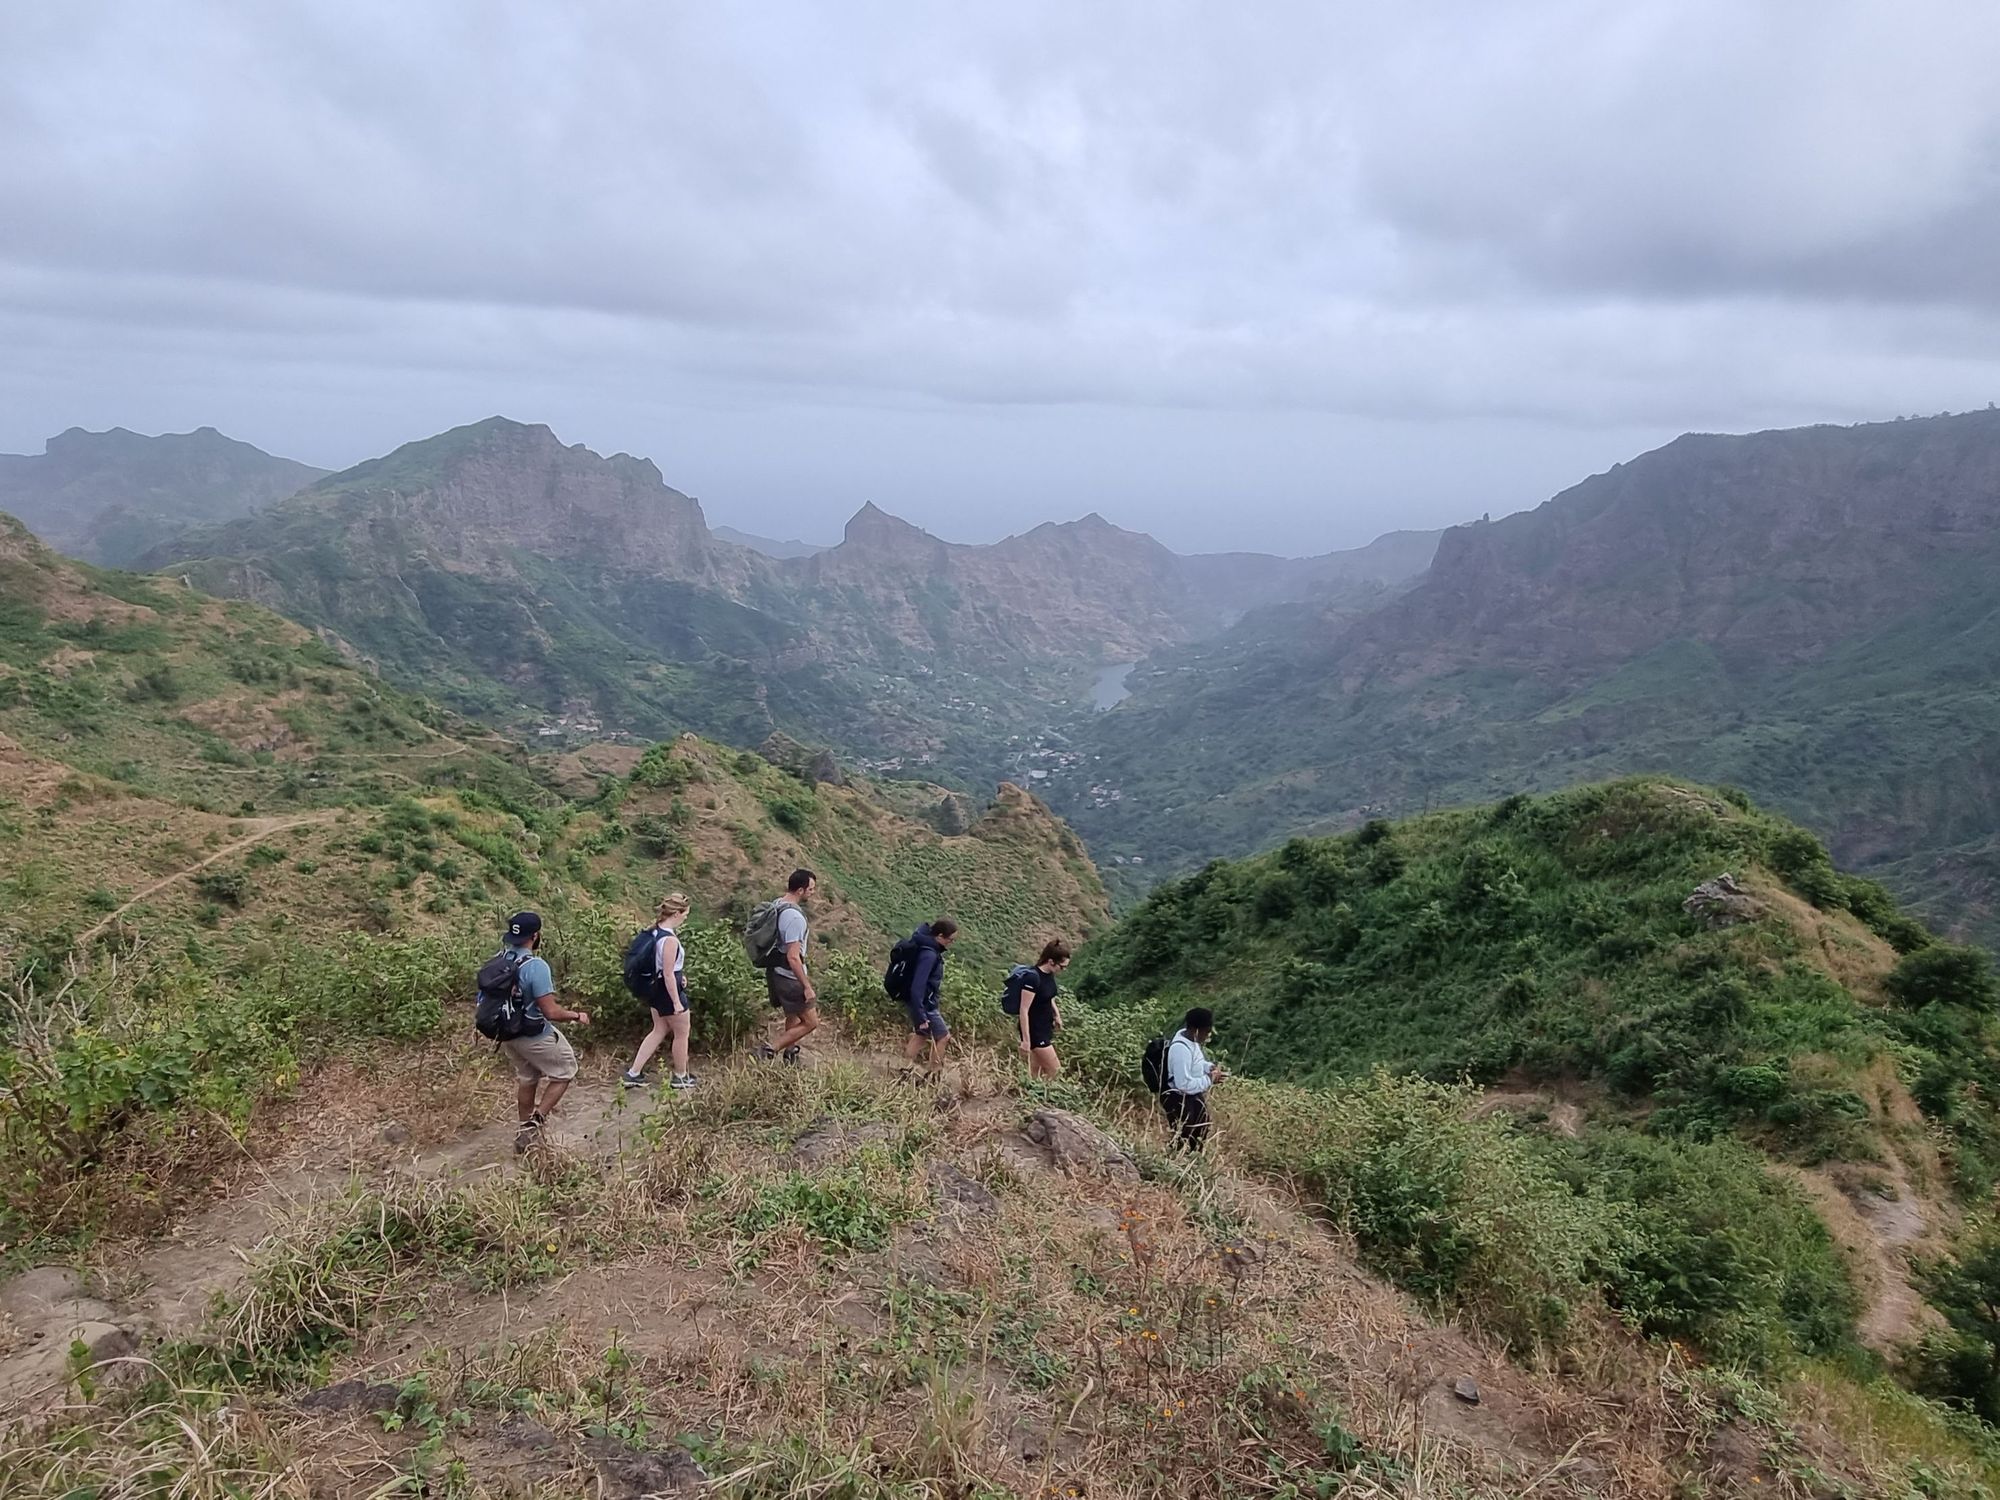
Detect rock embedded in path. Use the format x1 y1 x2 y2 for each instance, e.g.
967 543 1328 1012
582 1435 707 1498
296 1378 403 1414
1025 1108 1141 1183
928 1161 1000 1215
0 1265 88 1323
790 1117 897 1167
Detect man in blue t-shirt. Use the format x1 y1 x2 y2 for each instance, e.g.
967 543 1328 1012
496 911 591 1152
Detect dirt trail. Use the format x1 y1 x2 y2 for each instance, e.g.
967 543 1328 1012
123 1080 640 1340
75 810 345 945
1779 1157 1936 1352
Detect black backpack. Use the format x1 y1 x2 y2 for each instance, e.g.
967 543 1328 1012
623 925 665 999
998 964 1037 1017
473 949 532 1041
1141 1036 1172 1095
883 936 921 1001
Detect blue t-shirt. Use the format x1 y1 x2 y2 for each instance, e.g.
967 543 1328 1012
509 947 556 1036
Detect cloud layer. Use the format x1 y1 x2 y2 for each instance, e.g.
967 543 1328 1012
4 1 1999 551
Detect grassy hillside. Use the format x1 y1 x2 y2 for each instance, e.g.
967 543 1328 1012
16 508 2000 1493
1069 777 2000 1416
0 512 1106 1247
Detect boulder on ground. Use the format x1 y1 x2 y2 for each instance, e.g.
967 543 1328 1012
1025 1108 1140 1183
1684 873 1763 928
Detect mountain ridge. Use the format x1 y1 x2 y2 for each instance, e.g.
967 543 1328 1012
129 417 1436 779
0 425 326 567
1062 408 2000 946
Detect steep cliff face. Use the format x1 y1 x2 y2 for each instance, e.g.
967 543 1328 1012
796 507 1205 663
0 426 325 566
1338 414 2000 686
165 418 764 594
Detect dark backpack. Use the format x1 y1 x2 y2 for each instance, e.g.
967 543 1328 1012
622 925 665 999
1141 1036 1172 1095
883 935 921 1001
473 949 533 1041
998 964 1038 1017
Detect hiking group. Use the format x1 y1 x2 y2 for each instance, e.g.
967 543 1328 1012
471 868 1224 1152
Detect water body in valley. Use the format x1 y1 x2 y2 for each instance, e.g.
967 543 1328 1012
1092 662 1136 711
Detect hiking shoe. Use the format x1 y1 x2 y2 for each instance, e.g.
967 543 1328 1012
782 1046 802 1067
619 1070 652 1089
670 1073 697 1091
513 1117 542 1155
754 1044 777 1062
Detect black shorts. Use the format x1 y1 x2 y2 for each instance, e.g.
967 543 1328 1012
649 974 689 1017
1026 1004 1056 1051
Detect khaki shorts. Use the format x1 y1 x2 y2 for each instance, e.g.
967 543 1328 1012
500 1026 577 1084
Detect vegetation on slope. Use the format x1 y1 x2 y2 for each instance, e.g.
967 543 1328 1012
1069 778 2000 1401
1064 411 2000 947
0 515 1105 1246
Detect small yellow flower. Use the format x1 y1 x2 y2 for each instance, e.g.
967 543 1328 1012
544 1241 558 1253
1127 1306 1139 1316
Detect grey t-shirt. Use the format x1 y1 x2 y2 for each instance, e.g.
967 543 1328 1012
777 903 809 957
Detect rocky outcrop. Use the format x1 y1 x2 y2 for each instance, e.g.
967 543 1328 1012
1024 1108 1140 1183
1684 874 1764 928
758 732 846 787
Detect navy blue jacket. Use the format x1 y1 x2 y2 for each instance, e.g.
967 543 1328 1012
907 924 947 1009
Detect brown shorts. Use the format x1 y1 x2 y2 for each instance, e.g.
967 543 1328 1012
766 967 814 1017
500 1026 577 1084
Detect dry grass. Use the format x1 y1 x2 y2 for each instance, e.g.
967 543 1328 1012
7 1036 2000 1499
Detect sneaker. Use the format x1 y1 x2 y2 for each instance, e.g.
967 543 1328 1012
619 1070 652 1089
782 1046 802 1066
754 1044 777 1062
513 1116 542 1155
670 1073 697 1091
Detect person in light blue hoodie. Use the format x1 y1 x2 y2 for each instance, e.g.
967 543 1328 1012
1162 1007 1225 1152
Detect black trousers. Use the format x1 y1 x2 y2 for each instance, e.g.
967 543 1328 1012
1163 1090 1210 1151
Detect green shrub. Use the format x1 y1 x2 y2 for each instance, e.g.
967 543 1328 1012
193 867 249 906
1245 1071 1621 1351
1539 1130 1859 1369
1911 1222 2000 1422
631 742 694 791
1889 946 1999 1012
628 813 690 866
735 1168 909 1256
0 929 475 1235
764 789 814 835
124 664 180 704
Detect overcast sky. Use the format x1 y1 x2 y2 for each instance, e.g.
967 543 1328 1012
5 2 2000 554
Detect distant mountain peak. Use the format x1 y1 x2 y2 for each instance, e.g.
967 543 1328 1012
841 501 940 548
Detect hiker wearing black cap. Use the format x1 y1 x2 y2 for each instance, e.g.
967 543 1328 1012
493 911 591 1152
1162 1007 1224 1152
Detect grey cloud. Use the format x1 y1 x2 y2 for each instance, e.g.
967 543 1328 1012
3 1 2000 554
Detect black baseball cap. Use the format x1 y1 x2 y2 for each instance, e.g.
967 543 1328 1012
506 911 543 942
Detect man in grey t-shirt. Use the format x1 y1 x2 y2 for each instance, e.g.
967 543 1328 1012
758 868 819 1064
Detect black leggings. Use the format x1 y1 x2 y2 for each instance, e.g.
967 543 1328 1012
1163 1090 1210 1152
